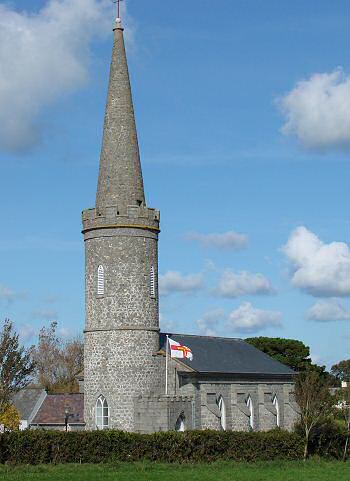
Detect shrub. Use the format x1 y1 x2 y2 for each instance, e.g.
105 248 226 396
308 419 348 460
0 405 21 432
0 430 304 465
294 418 349 460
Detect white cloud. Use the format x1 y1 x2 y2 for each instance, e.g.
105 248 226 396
32 308 58 320
215 269 275 298
0 284 25 302
18 325 37 342
0 0 118 152
196 308 225 336
0 284 17 301
306 299 350 322
309 353 324 365
280 69 350 150
186 231 248 250
159 271 204 296
227 302 282 333
58 326 74 338
159 313 176 332
283 226 350 297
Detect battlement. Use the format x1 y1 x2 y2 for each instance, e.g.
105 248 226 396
134 393 194 433
135 394 193 402
82 205 160 234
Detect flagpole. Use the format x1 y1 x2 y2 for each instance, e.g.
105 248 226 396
165 335 169 395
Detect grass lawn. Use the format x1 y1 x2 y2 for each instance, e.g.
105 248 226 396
0 460 349 481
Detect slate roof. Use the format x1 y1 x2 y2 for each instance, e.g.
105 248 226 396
12 387 46 420
32 393 84 425
160 333 295 377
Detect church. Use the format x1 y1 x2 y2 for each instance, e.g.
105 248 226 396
76 17 300 433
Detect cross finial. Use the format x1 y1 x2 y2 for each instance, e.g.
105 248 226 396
113 0 123 21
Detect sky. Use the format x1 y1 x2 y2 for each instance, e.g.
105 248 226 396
1 0 350 369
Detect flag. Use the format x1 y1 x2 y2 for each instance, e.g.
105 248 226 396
168 337 193 361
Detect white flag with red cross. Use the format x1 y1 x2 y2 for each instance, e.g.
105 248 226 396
168 337 193 361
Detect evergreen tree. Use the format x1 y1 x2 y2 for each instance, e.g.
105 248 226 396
331 359 350 383
246 336 335 383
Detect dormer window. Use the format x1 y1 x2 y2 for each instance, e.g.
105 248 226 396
97 265 105 295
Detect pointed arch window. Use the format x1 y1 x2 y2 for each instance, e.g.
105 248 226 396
96 395 109 430
272 395 280 427
97 265 105 295
217 395 227 431
150 266 156 298
246 395 254 430
175 412 186 432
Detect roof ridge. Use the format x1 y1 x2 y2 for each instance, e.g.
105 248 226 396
161 332 243 341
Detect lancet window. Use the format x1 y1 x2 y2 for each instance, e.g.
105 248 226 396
246 395 254 430
175 413 186 432
97 265 105 295
217 395 227 431
96 395 109 430
272 395 280 427
150 266 156 298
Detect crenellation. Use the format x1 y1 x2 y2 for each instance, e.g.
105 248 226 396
82 206 160 235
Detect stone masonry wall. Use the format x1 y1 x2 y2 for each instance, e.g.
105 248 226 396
83 207 161 432
134 395 193 433
84 223 159 332
164 365 298 432
84 329 161 431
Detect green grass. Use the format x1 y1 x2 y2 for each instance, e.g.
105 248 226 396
0 461 349 481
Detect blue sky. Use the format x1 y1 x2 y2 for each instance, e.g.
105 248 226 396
1 0 350 368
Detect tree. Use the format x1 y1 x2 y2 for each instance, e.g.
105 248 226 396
245 337 336 383
331 360 350 383
245 337 312 371
31 322 83 393
335 385 350 461
295 370 333 459
0 319 35 414
0 404 21 431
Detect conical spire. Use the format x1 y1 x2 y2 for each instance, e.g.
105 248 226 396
96 19 146 214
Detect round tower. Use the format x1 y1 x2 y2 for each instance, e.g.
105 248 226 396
82 19 160 431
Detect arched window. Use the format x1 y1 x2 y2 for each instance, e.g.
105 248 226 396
175 412 186 432
246 395 254 430
96 395 109 430
150 266 156 298
97 265 104 295
217 395 227 431
272 395 280 427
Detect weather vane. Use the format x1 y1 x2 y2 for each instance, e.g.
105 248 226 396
112 0 123 20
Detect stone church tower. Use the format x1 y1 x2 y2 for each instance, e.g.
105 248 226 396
78 15 298 436
82 19 160 431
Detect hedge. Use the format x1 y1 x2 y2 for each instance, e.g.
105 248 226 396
307 421 349 460
0 430 304 464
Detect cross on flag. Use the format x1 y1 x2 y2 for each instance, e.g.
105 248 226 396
168 337 193 361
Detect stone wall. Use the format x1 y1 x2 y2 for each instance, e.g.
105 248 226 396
164 363 299 432
134 394 194 433
83 206 161 432
84 330 161 431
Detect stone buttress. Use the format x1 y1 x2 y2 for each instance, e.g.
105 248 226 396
82 19 160 431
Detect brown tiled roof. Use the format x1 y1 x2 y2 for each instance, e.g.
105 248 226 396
32 393 84 425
